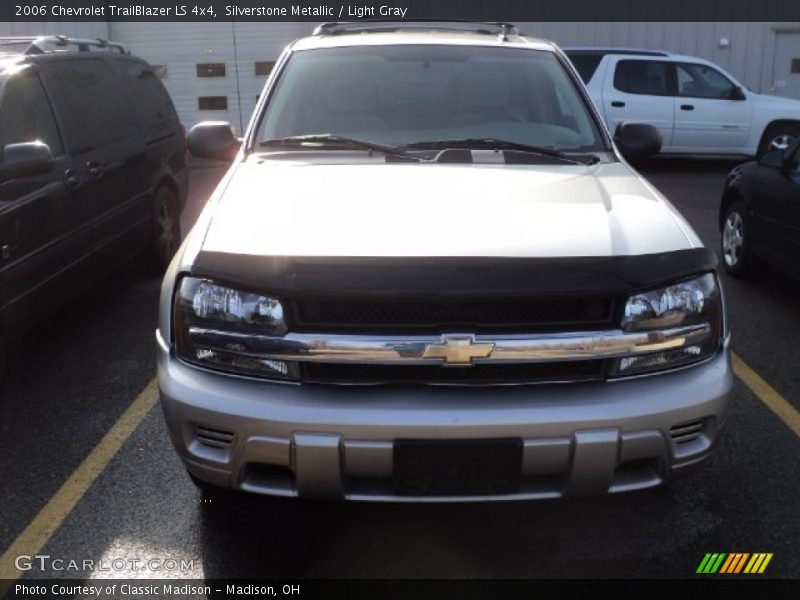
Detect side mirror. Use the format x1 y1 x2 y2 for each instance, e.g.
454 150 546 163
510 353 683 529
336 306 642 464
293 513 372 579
614 122 662 159
187 122 241 160
759 147 798 172
0 141 54 181
758 148 785 169
730 86 746 101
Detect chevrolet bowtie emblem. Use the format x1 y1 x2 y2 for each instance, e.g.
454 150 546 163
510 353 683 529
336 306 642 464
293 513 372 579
422 336 495 366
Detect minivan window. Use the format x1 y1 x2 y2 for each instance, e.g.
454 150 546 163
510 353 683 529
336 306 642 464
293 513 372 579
676 62 735 99
613 60 672 96
256 45 605 152
119 58 177 129
0 73 63 156
43 58 134 152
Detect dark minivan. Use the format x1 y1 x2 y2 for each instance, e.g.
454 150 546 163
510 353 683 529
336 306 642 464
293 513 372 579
0 36 187 360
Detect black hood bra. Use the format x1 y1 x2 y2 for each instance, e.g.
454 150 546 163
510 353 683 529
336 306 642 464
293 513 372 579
191 248 718 299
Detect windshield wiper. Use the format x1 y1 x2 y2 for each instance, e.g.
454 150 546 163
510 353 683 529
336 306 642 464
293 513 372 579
402 138 599 165
259 134 419 161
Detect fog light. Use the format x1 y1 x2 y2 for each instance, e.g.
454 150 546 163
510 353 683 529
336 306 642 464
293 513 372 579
612 345 704 376
194 348 298 379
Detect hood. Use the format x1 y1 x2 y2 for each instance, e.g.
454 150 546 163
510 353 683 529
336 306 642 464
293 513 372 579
199 158 697 259
751 91 800 111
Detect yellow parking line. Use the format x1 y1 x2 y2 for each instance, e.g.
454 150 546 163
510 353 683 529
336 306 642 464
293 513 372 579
732 352 800 438
0 378 159 583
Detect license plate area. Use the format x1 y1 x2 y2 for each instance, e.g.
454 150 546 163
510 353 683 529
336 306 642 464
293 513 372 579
393 438 522 496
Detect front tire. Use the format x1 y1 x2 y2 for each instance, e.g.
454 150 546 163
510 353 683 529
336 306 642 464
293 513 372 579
145 187 181 274
721 201 753 277
758 122 800 157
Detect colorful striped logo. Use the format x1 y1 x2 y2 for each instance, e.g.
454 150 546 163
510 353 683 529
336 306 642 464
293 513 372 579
696 553 773 574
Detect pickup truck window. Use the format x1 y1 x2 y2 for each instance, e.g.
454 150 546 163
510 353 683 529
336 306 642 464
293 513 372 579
676 62 735 99
613 60 672 96
256 45 606 153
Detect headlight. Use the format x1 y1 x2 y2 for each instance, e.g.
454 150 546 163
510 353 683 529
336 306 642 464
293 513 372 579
611 272 722 376
173 277 298 380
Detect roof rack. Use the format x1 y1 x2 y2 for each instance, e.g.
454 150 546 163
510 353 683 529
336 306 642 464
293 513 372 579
0 35 129 55
313 20 519 39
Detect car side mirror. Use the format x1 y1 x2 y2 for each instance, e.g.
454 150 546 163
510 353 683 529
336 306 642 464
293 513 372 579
0 141 54 182
187 122 241 160
758 148 788 169
614 122 662 159
729 86 746 101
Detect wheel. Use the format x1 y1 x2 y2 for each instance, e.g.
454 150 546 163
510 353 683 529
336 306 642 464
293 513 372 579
758 122 800 156
721 201 753 277
145 187 181 273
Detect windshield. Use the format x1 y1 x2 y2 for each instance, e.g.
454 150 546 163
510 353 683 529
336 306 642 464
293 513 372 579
254 44 606 153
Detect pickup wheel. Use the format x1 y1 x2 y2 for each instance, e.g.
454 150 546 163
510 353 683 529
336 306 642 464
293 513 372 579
145 187 181 274
721 201 753 278
758 122 800 156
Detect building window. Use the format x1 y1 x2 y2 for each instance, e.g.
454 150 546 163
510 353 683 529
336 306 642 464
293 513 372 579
792 59 800 74
198 96 228 110
196 63 226 78
255 61 275 76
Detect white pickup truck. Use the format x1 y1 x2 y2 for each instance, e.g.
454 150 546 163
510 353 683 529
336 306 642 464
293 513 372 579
565 47 800 157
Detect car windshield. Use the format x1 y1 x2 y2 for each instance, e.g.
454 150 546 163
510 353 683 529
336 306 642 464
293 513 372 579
254 44 606 153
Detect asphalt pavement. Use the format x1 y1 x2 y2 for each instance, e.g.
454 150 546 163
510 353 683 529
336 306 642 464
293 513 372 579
1 157 798 580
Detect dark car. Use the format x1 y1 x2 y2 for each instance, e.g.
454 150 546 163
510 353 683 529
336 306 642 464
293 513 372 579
719 139 800 278
0 36 187 362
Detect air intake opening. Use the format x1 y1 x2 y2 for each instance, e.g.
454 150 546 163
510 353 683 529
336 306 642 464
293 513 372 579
610 458 663 492
196 425 235 449
241 463 296 497
670 420 704 445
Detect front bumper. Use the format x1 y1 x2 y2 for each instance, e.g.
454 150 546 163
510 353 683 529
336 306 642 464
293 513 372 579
156 330 733 501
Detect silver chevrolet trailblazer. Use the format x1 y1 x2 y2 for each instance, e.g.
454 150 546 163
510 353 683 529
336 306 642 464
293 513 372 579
157 22 732 501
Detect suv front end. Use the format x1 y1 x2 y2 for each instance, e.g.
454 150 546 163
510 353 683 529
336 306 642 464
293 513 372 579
157 23 732 501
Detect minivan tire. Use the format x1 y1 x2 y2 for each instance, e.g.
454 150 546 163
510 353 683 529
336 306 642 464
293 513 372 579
146 187 181 273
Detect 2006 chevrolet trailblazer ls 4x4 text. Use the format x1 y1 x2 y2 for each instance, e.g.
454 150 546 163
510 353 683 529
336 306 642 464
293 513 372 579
157 21 732 502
